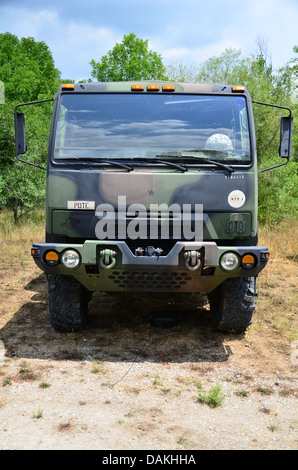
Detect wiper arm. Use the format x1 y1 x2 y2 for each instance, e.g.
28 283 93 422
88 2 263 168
156 154 234 173
63 157 134 171
95 159 134 171
154 159 188 172
125 157 188 172
182 155 234 173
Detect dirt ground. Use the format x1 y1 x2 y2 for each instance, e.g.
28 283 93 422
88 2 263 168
0 247 297 451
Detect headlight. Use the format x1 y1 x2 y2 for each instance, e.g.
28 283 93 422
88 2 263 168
61 249 80 269
220 252 240 271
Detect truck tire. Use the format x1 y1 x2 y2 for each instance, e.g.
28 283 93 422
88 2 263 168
208 277 255 333
47 274 90 331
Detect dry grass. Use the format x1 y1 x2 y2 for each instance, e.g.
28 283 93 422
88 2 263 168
259 220 298 262
0 209 45 244
1 209 296 257
0 209 296 346
251 221 298 341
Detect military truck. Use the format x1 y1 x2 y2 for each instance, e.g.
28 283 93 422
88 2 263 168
14 81 293 332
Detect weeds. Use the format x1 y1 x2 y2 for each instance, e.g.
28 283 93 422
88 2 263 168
268 422 278 432
177 434 189 446
19 361 36 381
39 382 51 389
153 373 163 386
257 386 273 396
197 384 225 407
32 407 43 419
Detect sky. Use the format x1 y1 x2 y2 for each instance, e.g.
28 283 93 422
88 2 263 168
0 0 297 82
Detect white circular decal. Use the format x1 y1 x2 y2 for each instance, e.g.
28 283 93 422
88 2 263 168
228 190 246 208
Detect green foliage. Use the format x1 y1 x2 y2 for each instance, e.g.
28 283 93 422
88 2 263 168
168 44 298 223
197 384 225 407
0 33 58 218
0 31 296 225
90 33 167 82
0 32 60 102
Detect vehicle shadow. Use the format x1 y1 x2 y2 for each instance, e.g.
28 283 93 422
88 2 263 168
0 274 236 364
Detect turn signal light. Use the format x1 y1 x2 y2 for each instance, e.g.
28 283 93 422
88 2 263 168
45 250 59 266
242 254 256 269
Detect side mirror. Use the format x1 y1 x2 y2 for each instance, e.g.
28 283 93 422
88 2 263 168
14 111 27 156
279 115 293 158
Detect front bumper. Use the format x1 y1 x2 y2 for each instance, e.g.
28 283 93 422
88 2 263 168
31 240 269 293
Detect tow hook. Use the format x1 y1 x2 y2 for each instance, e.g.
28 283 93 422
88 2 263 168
99 249 117 269
184 250 201 271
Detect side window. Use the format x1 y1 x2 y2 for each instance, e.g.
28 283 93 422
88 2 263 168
55 105 67 153
239 107 249 152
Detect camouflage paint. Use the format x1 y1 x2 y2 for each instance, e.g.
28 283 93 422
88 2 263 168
32 81 269 293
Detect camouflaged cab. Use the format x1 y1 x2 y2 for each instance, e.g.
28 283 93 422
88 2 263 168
15 81 293 332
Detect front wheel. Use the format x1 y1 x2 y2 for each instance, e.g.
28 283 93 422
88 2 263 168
47 274 91 331
208 277 256 333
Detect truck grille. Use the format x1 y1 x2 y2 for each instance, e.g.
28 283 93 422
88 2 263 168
108 270 192 290
85 266 199 291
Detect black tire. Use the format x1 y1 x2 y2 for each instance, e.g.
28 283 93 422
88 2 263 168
208 277 255 333
47 274 91 331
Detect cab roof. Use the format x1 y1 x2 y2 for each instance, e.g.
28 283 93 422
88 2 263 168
57 81 251 98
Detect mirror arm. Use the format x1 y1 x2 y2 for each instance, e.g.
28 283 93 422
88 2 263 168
252 100 292 117
252 101 293 173
14 98 54 171
16 156 47 170
259 156 290 173
15 98 54 111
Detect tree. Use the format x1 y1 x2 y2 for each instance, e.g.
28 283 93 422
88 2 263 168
0 33 60 219
0 32 60 102
167 44 297 223
90 33 167 82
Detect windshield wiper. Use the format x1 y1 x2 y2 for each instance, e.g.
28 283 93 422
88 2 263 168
154 159 188 172
181 155 234 172
156 154 234 173
73 157 187 172
121 157 188 172
62 157 134 171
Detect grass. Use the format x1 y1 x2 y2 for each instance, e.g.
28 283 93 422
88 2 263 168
39 382 51 389
258 220 298 262
153 373 163 386
0 209 45 244
0 209 296 351
32 407 43 419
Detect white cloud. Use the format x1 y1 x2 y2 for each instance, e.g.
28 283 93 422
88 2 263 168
50 21 121 80
0 7 121 80
1 0 297 80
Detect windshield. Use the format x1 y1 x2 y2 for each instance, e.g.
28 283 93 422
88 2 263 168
53 93 251 164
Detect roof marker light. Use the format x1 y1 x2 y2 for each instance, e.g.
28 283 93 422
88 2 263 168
162 85 175 92
131 84 144 91
62 84 75 90
232 86 245 93
147 84 160 91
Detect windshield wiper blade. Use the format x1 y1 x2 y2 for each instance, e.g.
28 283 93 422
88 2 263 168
154 159 188 172
65 157 134 171
124 157 188 172
182 155 234 172
95 159 134 171
156 154 234 173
